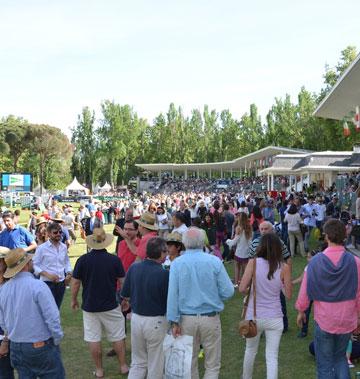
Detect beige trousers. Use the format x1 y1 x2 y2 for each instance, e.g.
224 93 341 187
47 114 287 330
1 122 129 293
288 230 306 257
128 313 168 379
181 314 222 379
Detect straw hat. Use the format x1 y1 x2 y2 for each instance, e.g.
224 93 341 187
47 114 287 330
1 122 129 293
166 232 183 244
4 248 32 279
51 212 64 222
86 228 114 250
36 216 48 227
135 212 158 231
0 246 10 259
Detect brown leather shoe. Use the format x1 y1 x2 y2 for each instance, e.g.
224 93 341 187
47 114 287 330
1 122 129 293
106 349 116 357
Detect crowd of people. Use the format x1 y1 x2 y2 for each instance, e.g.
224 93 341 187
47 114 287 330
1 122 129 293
0 185 360 378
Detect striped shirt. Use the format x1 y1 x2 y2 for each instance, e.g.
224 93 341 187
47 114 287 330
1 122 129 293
247 235 290 260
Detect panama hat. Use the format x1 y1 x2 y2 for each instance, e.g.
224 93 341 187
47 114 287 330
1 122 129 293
86 227 114 250
0 247 10 259
135 212 158 231
51 212 64 222
4 248 32 279
36 216 48 227
166 232 183 244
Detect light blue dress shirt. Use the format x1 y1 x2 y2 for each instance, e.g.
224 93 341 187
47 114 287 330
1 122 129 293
0 272 63 344
166 249 234 323
302 204 317 227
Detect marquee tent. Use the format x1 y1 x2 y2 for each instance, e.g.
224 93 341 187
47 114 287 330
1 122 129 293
100 182 111 191
64 177 89 196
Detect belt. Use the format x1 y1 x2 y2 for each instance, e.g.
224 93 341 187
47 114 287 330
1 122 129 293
32 338 53 348
11 338 53 348
182 312 219 317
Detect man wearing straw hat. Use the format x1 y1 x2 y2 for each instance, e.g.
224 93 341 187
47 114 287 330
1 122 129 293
0 246 14 379
0 248 65 378
71 227 129 378
0 211 37 253
116 211 158 261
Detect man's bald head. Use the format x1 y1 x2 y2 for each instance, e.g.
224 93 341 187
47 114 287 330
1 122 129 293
259 221 274 235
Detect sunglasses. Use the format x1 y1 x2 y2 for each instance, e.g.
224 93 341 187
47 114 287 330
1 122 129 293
52 230 62 235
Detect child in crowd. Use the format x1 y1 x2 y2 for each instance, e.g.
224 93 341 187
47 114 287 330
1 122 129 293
226 213 252 287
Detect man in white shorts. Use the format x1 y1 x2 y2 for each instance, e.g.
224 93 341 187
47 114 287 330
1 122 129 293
71 227 129 378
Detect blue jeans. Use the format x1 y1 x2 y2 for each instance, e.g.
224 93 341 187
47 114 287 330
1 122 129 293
301 301 313 335
304 226 314 251
45 281 65 309
280 292 288 331
314 322 351 379
10 339 66 379
0 340 14 379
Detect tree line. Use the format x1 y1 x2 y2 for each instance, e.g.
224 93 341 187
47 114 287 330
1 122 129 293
0 46 359 191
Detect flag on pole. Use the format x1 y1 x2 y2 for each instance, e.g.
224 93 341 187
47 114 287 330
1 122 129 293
343 121 350 137
354 106 360 132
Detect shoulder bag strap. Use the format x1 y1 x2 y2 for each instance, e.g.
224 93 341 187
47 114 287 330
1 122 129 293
241 277 252 319
241 258 256 320
253 257 257 319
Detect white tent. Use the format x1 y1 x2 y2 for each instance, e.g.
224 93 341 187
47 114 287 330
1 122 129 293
100 181 112 191
65 177 90 196
93 183 101 194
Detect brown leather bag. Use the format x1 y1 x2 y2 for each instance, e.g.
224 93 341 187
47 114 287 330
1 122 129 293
239 258 257 338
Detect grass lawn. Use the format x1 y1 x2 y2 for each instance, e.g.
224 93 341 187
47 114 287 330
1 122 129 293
11 208 359 378
62 227 316 379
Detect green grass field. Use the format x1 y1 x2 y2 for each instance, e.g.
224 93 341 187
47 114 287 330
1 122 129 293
12 208 359 378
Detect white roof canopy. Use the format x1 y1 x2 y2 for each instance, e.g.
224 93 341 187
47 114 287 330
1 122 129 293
314 53 360 120
100 182 111 190
136 146 309 172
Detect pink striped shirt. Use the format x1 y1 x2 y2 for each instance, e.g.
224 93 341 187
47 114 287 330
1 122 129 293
296 245 360 334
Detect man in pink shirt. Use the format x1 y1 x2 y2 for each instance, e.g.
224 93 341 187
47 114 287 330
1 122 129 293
115 212 158 261
296 219 360 379
117 220 141 273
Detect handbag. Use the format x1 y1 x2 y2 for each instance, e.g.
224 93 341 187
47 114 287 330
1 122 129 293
300 223 308 235
239 258 257 338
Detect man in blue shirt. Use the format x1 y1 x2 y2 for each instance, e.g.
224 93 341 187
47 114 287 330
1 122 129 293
121 236 169 378
302 196 318 252
0 248 65 378
0 211 37 252
167 227 234 379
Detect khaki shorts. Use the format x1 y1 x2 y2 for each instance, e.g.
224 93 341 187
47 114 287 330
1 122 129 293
83 305 126 342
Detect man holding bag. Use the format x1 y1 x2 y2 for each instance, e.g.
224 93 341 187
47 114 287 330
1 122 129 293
167 227 234 379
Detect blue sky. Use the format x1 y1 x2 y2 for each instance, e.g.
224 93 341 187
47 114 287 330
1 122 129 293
1 0 359 136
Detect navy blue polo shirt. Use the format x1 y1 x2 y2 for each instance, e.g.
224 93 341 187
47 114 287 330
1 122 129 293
73 249 125 312
121 259 169 316
0 225 35 249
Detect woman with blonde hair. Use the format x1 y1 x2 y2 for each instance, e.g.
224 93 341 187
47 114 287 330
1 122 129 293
226 212 252 286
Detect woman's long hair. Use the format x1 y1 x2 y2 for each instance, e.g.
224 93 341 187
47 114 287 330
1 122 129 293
238 212 252 240
252 205 263 220
256 233 283 280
